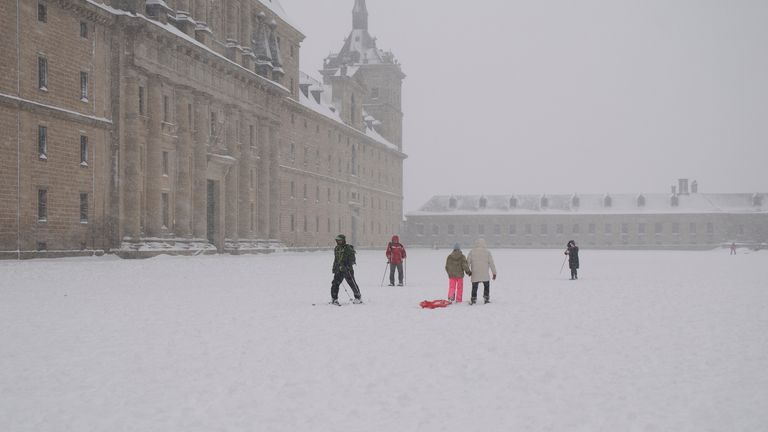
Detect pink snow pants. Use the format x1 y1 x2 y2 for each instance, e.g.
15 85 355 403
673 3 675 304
448 278 464 302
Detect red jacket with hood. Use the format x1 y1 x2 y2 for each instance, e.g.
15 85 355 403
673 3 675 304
386 235 407 264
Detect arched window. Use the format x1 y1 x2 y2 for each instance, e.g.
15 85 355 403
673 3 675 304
509 196 518 209
637 194 646 207
603 194 612 207
479 196 487 209
540 195 549 209
449 196 457 209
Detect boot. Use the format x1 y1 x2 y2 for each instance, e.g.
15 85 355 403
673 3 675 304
469 298 476 305
330 299 340 306
484 297 490 304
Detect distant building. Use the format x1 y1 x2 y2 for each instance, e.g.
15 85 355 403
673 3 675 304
0 0 405 258
405 180 768 250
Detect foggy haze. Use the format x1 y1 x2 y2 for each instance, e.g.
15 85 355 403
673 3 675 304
287 0 768 213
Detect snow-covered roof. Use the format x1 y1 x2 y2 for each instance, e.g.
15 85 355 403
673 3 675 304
408 193 768 216
255 0 301 33
297 71 399 152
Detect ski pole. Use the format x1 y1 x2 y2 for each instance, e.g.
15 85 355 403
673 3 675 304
404 259 407 286
341 278 353 301
559 254 567 274
380 262 389 287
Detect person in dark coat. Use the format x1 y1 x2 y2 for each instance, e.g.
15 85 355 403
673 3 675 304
565 240 580 280
330 234 363 305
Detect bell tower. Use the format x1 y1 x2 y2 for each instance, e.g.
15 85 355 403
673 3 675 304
322 0 405 150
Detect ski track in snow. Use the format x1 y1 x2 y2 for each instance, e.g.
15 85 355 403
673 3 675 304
1 249 767 431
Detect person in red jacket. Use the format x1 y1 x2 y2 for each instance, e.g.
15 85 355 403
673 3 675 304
386 235 407 286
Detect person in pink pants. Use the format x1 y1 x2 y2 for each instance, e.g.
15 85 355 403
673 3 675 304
445 243 471 302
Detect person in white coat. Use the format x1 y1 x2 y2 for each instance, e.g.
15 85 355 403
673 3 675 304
466 238 497 304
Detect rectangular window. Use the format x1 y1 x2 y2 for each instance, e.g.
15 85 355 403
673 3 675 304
138 86 145 115
162 151 169 175
290 215 295 232
303 184 307 199
161 193 169 228
38 189 48 222
80 72 88 101
80 21 88 38
80 135 88 165
210 111 217 136
249 125 255 147
38 2 47 23
290 182 295 198
416 224 425 236
38 126 48 159
38 56 48 90
80 193 88 223
371 87 380 99
163 95 170 122
250 203 255 231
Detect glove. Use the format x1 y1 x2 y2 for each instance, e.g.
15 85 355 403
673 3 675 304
492 274 497 280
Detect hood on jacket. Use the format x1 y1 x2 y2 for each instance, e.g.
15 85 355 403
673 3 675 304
391 235 400 243
453 243 461 251
474 238 487 249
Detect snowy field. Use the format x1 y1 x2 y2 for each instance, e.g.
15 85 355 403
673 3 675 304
1 248 767 432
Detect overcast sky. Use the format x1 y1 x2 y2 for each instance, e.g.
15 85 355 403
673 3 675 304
283 0 768 212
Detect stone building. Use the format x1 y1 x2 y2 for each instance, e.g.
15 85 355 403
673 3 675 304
0 0 405 258
405 180 768 250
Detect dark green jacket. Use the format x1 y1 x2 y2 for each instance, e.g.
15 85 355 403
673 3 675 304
445 250 470 279
333 243 356 273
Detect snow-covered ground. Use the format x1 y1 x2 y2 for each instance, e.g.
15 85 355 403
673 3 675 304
1 248 767 432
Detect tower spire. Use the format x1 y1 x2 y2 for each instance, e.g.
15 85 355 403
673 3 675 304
353 0 368 30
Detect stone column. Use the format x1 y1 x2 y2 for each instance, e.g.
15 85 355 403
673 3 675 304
225 0 238 43
193 0 207 23
257 118 271 238
122 75 142 241
192 92 208 239
224 106 239 242
174 89 193 237
268 122 280 240
146 75 164 237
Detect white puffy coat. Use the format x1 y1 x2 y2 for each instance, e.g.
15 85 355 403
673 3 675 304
467 239 497 283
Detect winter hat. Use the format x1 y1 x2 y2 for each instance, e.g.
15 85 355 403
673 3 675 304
335 234 346 241
453 243 461 251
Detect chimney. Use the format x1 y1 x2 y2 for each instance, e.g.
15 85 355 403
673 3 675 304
678 179 689 195
691 180 698 194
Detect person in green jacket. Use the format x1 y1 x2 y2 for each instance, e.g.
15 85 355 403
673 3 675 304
330 234 363 305
445 243 471 303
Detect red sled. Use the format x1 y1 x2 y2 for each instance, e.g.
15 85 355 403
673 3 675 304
420 299 452 309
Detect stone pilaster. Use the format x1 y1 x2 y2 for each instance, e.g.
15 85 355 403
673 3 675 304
238 114 254 239
192 92 208 239
146 76 164 237
268 123 280 239
224 106 239 241
122 75 142 240
257 118 271 238
175 89 193 237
